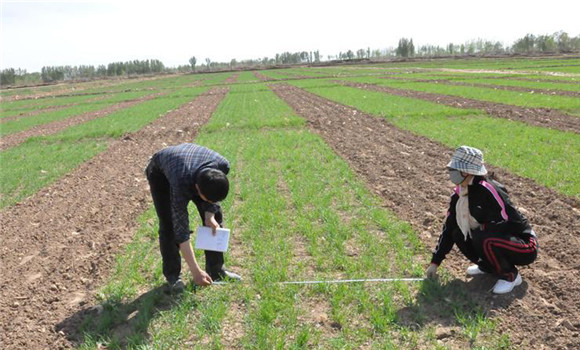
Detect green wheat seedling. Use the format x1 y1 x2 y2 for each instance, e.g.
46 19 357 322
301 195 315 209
291 79 580 199
0 86 209 208
344 76 580 116
81 82 509 349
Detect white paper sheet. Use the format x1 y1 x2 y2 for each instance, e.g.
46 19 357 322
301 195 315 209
194 226 230 252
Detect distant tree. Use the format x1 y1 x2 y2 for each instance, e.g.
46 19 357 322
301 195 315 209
396 38 414 57
1 68 16 85
447 43 454 55
346 50 354 59
189 56 197 71
205 58 211 70
356 49 366 59
513 34 536 53
96 65 107 77
314 50 320 62
556 31 572 52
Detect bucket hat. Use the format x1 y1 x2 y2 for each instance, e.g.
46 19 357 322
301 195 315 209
447 146 487 176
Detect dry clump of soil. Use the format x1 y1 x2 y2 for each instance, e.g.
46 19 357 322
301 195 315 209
0 93 163 151
0 87 228 348
271 83 580 349
337 80 580 135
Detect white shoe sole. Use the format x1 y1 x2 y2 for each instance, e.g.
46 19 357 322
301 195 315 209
492 274 522 294
466 265 487 276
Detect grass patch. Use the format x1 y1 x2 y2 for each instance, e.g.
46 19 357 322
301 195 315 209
344 75 580 116
0 90 154 136
82 82 509 348
0 86 209 208
290 80 580 199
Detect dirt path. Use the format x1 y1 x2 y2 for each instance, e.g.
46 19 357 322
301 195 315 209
0 87 229 349
271 83 580 350
0 93 164 151
337 80 580 135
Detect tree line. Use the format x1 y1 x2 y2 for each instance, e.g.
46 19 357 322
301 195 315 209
2 31 579 87
1 59 164 86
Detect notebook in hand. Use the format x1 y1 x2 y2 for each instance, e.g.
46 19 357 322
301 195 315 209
194 226 230 252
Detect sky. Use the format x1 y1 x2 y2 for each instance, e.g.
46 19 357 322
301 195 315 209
1 0 579 73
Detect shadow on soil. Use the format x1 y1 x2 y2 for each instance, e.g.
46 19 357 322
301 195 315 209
56 284 191 348
396 276 528 330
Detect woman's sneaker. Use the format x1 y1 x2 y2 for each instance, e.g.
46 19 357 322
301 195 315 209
492 274 522 294
466 265 487 276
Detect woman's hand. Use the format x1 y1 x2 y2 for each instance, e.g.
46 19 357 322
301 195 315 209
426 263 439 279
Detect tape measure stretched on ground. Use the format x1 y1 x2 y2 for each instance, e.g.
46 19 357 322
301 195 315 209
213 277 425 285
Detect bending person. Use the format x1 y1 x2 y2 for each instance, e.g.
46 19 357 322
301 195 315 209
426 146 538 294
146 143 241 293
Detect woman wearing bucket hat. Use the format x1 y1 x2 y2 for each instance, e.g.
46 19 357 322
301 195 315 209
425 146 538 294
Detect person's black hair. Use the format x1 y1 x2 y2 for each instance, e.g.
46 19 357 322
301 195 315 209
197 168 229 202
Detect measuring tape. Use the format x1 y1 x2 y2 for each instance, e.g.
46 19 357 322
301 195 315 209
212 277 425 285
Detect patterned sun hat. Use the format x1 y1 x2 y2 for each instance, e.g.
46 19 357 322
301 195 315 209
447 146 487 176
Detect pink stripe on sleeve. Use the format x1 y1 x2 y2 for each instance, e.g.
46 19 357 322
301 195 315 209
480 181 508 221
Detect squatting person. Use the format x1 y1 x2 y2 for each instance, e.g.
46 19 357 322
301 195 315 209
145 143 241 292
426 146 538 294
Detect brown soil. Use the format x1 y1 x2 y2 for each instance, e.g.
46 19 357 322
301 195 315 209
271 83 580 350
382 76 580 98
0 93 164 151
507 77 580 85
415 73 580 86
1 105 74 124
253 71 276 81
337 80 580 135
0 94 114 124
0 87 228 348
1 75 166 102
224 73 241 83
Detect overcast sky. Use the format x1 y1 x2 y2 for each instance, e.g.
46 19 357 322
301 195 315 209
2 0 579 72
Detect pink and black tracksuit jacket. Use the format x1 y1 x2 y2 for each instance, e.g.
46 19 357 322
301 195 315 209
431 176 538 281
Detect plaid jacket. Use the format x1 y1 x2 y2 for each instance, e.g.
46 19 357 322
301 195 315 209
147 143 230 244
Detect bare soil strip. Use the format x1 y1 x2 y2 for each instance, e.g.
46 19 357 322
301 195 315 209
1 105 74 124
337 80 580 135
507 77 580 85
253 71 276 81
1 93 129 124
224 73 241 83
382 76 580 98
271 83 580 349
0 87 228 348
0 93 165 151
420 73 580 86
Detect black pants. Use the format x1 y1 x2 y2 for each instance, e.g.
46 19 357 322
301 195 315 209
452 228 537 282
146 162 224 283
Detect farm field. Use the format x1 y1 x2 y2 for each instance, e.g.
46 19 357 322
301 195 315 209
1 57 579 349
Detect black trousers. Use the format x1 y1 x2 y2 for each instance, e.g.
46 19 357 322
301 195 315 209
452 228 537 282
146 163 224 283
